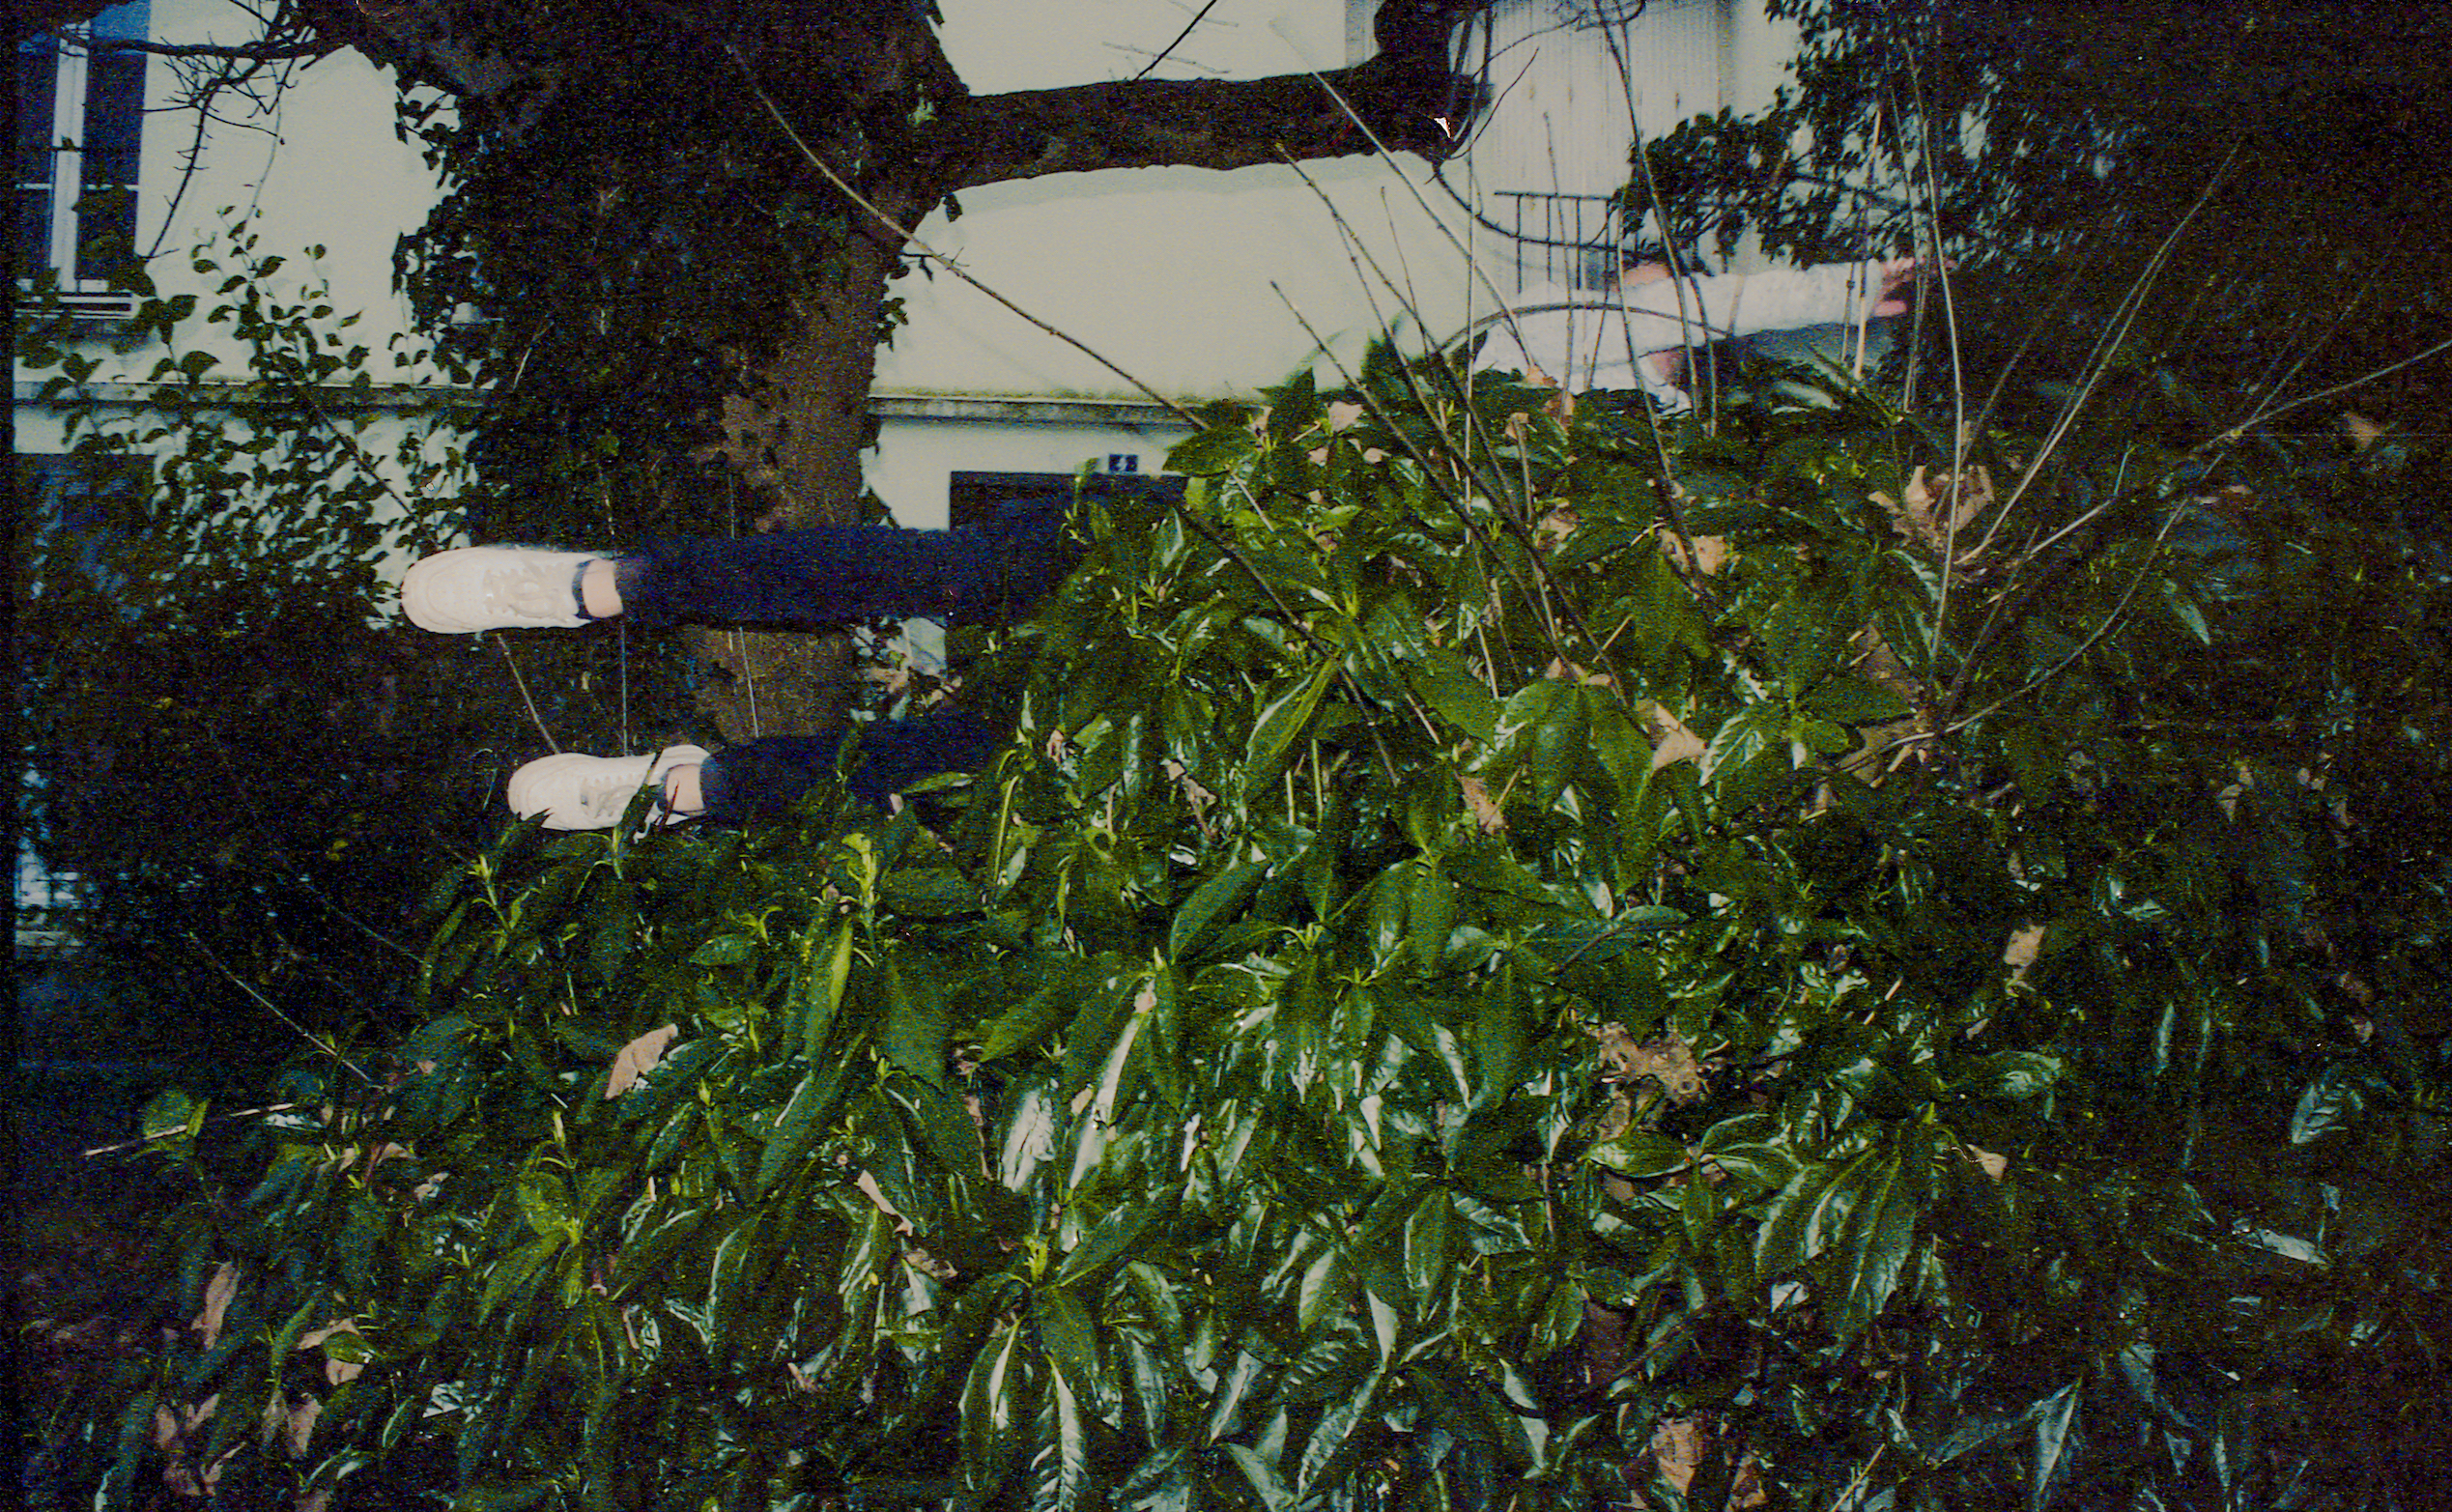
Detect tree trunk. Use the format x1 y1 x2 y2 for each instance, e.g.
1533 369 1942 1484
690 206 916 743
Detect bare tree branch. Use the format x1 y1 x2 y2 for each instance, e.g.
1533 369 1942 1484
1128 0 1227 81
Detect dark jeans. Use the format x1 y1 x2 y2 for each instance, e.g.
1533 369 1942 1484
698 714 1007 822
615 497 1078 820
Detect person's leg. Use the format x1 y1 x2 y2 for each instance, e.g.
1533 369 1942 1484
618 499 1078 628
696 711 1004 822
505 712 1005 829
405 495 1080 633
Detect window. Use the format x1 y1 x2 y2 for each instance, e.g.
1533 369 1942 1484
19 450 152 602
15 3 148 312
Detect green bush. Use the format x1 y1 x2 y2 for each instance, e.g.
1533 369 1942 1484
77 357 2450 1510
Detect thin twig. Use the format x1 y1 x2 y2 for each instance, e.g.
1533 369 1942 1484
492 637 559 751
1898 56 1970 670
85 1102 303 1158
186 934 381 1086
1971 153 2239 557
2202 333 2452 445
1944 496 2190 735
1129 0 1226 80
200 732 423 963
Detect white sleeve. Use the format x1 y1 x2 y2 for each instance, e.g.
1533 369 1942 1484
1468 264 1882 401
1469 283 1656 392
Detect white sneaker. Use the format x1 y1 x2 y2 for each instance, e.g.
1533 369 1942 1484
403 546 601 632
507 746 710 830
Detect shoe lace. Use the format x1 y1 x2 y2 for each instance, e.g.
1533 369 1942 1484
581 768 661 819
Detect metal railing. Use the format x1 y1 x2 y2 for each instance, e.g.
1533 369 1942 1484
1488 190 1625 293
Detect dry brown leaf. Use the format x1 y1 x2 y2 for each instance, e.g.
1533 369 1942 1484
154 1395 218 1450
192 1262 238 1347
854 1170 914 1236
1660 529 1731 577
1595 1025 1706 1104
1458 774 1507 834
1639 1417 1765 1507
1965 1145 2010 1181
283 1395 321 1457
1878 465 1994 562
901 1244 959 1281
605 1024 681 1098
1651 1418 1707 1493
2002 924 2046 983
1544 657 1613 688
1163 758 1218 838
1634 700 1707 772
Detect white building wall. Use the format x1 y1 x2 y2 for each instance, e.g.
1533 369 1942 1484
870 2 1802 524
18 0 442 383
14 0 456 517
17 0 1805 531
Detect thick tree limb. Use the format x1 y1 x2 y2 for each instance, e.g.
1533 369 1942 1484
920 0 1479 191
927 53 1471 194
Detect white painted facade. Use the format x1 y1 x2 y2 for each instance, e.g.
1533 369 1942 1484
870 0 1802 527
17 1 1801 533
15 0 1805 937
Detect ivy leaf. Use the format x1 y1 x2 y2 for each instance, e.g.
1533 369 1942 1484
1166 425 1259 477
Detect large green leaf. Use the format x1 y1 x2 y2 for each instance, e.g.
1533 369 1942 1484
1404 645 1500 741
1242 660 1339 797
1824 1124 1935 1341
882 955 951 1088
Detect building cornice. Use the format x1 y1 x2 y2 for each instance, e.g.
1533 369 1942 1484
869 393 1197 427
16 382 1204 426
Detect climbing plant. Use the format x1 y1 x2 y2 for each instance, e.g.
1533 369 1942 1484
15 219 700 1054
